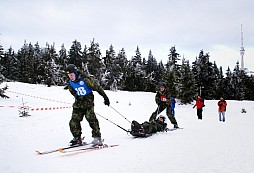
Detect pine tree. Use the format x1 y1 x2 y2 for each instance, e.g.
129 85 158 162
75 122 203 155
122 47 143 91
146 50 157 73
102 44 116 90
48 44 63 86
178 58 196 104
115 48 128 90
132 46 142 66
232 61 245 100
0 44 9 98
224 66 234 99
206 61 217 99
82 45 90 76
68 40 83 69
87 39 103 81
57 44 68 85
41 43 52 86
143 50 157 92
33 42 43 84
5 47 19 81
156 60 165 85
163 46 180 97
212 64 226 99
0 44 5 84
16 41 34 83
0 44 4 59
57 44 68 70
123 61 135 91
27 43 37 83
1 47 11 79
129 47 146 91
242 75 254 100
192 50 214 99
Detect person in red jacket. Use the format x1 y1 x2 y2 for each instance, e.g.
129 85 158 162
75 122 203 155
218 97 227 122
193 96 205 120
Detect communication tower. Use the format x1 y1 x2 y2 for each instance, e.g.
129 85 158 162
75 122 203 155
240 24 245 69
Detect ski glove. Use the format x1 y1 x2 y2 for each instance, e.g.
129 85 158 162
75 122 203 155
103 95 110 106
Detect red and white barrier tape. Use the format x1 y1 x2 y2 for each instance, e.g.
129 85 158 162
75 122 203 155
6 90 71 105
30 106 72 111
0 106 16 108
1 91 73 111
0 105 72 111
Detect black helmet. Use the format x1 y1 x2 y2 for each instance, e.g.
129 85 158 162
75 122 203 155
159 82 167 88
66 64 77 73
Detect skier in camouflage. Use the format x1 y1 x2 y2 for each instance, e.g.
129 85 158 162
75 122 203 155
66 64 110 146
149 82 179 128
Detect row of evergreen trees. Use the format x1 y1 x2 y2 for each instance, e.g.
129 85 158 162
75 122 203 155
0 39 254 103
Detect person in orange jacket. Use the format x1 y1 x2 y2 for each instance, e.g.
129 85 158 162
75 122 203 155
193 96 205 120
218 97 227 122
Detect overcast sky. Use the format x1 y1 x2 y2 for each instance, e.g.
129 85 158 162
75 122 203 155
1 0 254 72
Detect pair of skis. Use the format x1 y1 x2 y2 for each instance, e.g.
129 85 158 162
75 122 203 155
36 142 118 155
165 127 183 132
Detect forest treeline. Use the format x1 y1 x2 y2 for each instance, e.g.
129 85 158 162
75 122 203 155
0 39 254 103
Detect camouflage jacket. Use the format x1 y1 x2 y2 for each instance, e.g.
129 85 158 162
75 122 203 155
141 120 167 134
155 89 171 107
150 120 167 133
67 70 108 109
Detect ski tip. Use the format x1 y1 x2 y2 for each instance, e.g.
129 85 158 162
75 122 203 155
35 150 42 155
58 148 64 153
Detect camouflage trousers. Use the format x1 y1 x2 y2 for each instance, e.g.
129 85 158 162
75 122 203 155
69 107 101 138
149 104 178 125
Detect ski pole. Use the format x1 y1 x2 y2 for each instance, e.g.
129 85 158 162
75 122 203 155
109 105 131 124
95 112 130 133
156 105 161 118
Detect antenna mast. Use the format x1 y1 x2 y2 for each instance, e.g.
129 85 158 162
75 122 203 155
240 24 245 69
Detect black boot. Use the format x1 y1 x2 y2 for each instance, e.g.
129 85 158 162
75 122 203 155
69 136 82 146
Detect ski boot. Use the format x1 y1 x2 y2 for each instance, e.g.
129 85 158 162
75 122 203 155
91 137 103 146
174 124 179 129
69 136 82 146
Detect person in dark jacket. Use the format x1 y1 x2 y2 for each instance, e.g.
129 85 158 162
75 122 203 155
130 115 168 137
218 97 227 122
193 96 205 120
66 64 110 146
149 82 179 128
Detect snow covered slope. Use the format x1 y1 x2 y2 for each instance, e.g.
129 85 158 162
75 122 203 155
0 82 254 173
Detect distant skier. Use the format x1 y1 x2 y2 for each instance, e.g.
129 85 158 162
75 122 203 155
131 115 168 137
218 97 227 122
149 82 179 128
193 96 205 120
65 64 110 146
